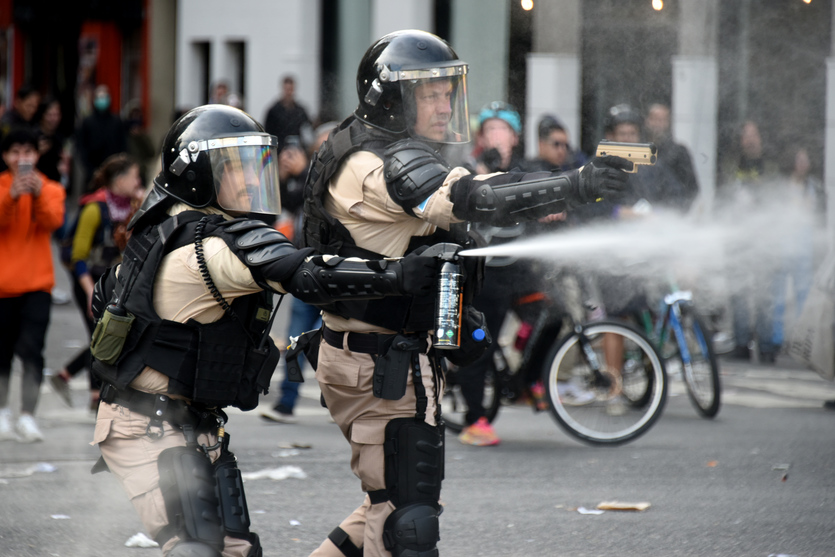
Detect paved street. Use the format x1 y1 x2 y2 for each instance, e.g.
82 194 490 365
2 267 835 556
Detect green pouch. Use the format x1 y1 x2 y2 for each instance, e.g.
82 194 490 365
90 307 135 365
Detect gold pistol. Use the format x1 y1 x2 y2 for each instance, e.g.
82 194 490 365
595 140 657 173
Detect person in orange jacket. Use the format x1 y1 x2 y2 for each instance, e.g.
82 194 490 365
0 127 66 442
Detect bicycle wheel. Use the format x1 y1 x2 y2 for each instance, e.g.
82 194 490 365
542 320 667 446
674 307 721 418
441 358 502 433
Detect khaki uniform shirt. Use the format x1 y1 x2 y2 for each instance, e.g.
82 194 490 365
322 150 470 334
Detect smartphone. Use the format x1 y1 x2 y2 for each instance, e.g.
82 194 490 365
18 161 33 174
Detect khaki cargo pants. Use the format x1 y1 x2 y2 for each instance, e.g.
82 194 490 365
309 336 442 557
93 401 253 557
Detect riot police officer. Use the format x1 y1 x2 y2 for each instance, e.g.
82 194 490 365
303 30 632 557
89 104 438 557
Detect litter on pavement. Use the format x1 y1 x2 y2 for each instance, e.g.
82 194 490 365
125 532 159 548
241 465 307 480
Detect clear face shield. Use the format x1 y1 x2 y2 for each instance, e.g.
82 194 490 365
207 136 282 215
396 64 469 144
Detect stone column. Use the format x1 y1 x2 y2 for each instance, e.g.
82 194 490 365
336 0 371 119
451 0 510 125
825 58 835 246
525 0 581 158
673 0 719 215
148 0 177 147
371 0 432 39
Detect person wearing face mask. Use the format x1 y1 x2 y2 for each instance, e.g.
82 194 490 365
76 84 128 190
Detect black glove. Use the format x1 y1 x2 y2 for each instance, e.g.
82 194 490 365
577 155 633 203
398 249 439 296
479 148 503 173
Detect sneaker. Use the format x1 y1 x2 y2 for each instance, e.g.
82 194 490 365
558 382 596 406
458 417 500 446
51 287 72 305
16 414 44 443
49 371 73 407
711 331 735 355
260 407 298 424
0 408 18 441
606 396 628 416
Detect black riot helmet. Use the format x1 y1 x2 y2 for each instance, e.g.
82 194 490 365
154 104 282 214
355 29 470 144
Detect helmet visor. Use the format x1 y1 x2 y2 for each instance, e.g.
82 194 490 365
400 68 469 144
208 138 282 215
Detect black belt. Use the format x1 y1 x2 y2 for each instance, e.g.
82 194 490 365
322 325 397 355
99 383 223 433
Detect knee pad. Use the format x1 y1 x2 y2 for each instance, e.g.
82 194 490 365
383 502 441 557
382 418 444 557
167 540 223 557
158 446 224 550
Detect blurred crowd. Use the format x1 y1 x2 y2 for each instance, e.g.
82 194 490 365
0 75 828 443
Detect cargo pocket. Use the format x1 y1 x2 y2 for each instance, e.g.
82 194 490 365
90 418 113 447
315 343 362 387
350 419 389 492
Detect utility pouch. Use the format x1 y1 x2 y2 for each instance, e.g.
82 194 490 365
285 328 322 383
90 305 135 365
237 341 281 411
373 335 422 400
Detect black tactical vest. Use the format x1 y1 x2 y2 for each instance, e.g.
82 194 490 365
302 117 469 332
92 211 278 411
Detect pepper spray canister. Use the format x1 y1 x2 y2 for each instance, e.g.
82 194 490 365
434 260 463 349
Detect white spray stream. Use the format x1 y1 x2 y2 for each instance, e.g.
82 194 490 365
459 194 826 315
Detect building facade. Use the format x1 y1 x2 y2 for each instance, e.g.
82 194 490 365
2 0 833 236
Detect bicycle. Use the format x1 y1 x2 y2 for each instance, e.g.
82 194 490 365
634 285 721 418
442 282 668 446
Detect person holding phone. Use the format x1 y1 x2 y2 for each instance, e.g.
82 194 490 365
0 127 66 442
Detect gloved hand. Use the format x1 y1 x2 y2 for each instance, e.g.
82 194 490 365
398 248 439 296
577 155 633 203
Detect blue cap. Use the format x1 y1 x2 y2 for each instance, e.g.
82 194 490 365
478 101 521 135
471 328 487 342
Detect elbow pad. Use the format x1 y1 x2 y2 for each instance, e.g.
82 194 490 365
284 256 406 305
223 219 312 289
451 170 580 226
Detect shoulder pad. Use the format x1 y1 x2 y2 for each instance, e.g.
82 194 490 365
222 218 271 234
383 139 450 216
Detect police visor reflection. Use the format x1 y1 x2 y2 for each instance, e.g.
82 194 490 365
211 145 281 215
